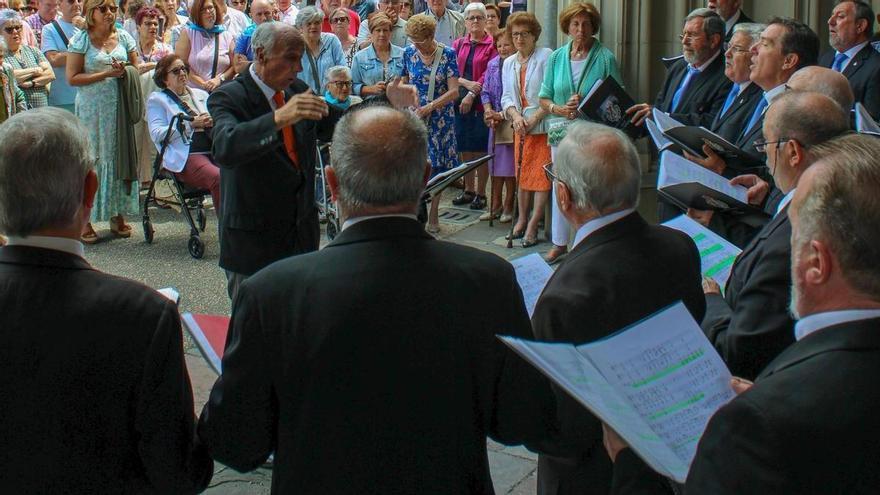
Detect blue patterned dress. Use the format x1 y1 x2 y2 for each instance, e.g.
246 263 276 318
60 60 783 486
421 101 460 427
69 29 140 222
402 44 459 175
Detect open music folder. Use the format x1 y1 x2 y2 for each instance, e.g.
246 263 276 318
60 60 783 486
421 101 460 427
499 302 735 483
662 214 741 291
652 109 764 169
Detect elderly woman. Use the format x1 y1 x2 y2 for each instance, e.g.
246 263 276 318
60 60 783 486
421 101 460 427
450 2 495 211
0 38 28 122
402 13 459 233
500 12 551 248
351 12 403 97
480 30 515 223
174 0 233 92
329 6 357 66
323 64 362 110
538 2 622 262
146 54 220 208
134 6 172 71
296 6 344 93
484 3 502 38
1 9 53 108
153 0 185 46
66 0 140 243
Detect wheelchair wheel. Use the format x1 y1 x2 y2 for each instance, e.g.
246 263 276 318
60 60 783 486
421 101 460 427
326 218 338 241
197 208 206 232
188 235 205 259
143 219 154 244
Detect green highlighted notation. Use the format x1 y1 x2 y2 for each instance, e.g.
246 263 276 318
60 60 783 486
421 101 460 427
705 256 736 277
699 244 723 257
631 349 705 388
648 393 705 421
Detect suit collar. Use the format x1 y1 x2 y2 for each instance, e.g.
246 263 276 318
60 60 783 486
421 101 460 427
842 42 875 77
563 212 646 265
757 317 880 380
667 54 724 109
325 216 432 248
238 65 275 115
0 245 94 271
712 82 761 129
726 205 789 290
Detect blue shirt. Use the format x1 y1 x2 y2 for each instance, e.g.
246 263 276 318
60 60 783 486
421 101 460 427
350 43 404 96
298 33 346 93
234 23 256 60
41 19 79 107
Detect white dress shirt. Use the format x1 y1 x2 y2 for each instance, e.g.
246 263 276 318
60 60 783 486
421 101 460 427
250 63 278 109
794 309 880 341
6 235 85 258
571 208 636 249
342 214 419 231
776 187 795 217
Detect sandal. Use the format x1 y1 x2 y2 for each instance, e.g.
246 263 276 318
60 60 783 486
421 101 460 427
110 216 132 238
505 229 525 241
81 223 99 244
426 223 441 234
521 237 541 248
544 245 568 265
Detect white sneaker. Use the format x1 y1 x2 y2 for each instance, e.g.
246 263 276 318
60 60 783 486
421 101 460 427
499 213 513 223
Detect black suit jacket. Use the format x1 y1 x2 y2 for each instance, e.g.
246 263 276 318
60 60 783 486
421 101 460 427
529 212 705 495
701 204 795 380
208 66 343 275
611 317 880 495
198 217 556 494
723 10 753 44
0 246 212 494
819 44 880 119
654 54 730 128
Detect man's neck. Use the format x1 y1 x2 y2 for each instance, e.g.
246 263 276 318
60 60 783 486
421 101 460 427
431 6 446 17
61 14 75 23
758 75 788 92
39 11 54 22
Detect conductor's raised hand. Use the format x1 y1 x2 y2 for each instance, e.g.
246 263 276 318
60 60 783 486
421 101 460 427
626 102 653 127
274 92 329 128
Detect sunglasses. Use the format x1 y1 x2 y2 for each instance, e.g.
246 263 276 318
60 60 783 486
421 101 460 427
97 4 118 13
330 16 349 23
4 25 23 33
170 65 189 75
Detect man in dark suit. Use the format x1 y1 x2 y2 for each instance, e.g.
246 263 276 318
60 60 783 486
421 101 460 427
700 91 850 381
820 0 880 118
707 0 752 43
209 22 340 301
0 108 212 493
603 132 880 495
528 121 706 495
198 105 556 494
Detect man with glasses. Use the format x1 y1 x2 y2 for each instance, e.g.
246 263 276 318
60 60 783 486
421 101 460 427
24 0 56 45
41 0 81 112
530 120 706 495
699 90 849 381
356 0 408 48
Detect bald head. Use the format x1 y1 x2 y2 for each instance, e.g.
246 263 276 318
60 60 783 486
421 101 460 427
765 90 850 149
788 66 855 112
330 105 429 214
249 0 273 23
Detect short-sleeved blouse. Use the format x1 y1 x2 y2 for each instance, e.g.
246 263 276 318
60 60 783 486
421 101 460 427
181 26 234 86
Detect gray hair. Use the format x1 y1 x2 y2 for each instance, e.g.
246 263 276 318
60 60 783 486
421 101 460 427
0 8 21 30
295 5 324 28
0 108 95 236
795 133 880 300
765 91 850 150
0 36 6 53
685 8 724 42
324 65 350 85
330 105 428 212
732 22 766 43
462 2 486 17
251 20 300 58
554 121 641 212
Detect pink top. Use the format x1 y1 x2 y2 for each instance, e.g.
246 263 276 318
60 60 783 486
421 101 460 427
183 26 233 88
452 33 496 112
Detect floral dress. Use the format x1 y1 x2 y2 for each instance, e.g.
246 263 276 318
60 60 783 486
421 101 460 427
402 44 459 175
69 29 140 222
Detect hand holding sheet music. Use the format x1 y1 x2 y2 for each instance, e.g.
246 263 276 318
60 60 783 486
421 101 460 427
658 151 753 212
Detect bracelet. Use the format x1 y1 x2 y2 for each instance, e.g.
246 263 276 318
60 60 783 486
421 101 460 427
550 104 556 114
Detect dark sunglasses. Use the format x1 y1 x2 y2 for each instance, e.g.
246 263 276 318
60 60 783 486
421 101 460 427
170 65 190 75
4 25 23 33
97 4 119 13
330 16 349 23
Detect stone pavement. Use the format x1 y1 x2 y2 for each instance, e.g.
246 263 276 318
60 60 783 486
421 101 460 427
84 188 553 494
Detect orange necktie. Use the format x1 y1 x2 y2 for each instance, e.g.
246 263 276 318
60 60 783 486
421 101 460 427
272 91 299 169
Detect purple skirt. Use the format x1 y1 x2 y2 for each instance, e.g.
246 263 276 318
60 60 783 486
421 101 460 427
487 130 515 177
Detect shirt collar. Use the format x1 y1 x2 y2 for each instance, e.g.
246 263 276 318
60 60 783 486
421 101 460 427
690 49 721 72
572 208 636 249
794 309 880 341
342 214 419 231
736 80 752 94
837 41 870 66
776 187 796 217
765 83 787 104
249 63 277 108
6 234 85 258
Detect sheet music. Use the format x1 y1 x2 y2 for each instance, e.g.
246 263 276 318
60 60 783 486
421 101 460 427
659 152 749 204
663 215 741 289
510 253 554 318
583 302 736 479
157 287 180 305
646 118 675 151
651 108 685 132
854 102 880 136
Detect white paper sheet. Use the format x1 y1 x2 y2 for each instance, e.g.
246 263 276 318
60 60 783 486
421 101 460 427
510 253 554 318
659 152 749 205
663 215 741 289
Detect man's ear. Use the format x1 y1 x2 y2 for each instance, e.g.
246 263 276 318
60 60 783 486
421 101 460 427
325 165 340 202
83 169 98 209
806 239 834 286
556 179 571 214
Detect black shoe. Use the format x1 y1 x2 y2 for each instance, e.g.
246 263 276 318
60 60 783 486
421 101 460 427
469 195 487 210
522 237 541 248
452 191 475 206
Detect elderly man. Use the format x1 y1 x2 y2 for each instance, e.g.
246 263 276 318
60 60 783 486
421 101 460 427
528 121 705 495
605 132 880 494
276 0 297 24
232 0 274 73
356 0 408 48
424 0 463 46
706 0 751 43
700 91 849 381
819 0 880 118
198 104 554 493
788 65 855 111
0 108 212 493
40 0 82 112
24 0 56 46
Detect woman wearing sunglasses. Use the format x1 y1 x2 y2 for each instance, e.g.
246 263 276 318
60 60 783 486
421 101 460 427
66 0 140 244
329 6 357 67
0 9 54 108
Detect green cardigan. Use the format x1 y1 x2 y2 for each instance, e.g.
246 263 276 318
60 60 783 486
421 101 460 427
538 38 622 145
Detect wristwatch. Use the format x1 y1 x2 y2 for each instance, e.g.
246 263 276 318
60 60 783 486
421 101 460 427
218 73 226 82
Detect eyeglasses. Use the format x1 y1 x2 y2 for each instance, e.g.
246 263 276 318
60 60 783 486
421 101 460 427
3 25 23 33
230 0 245 4
400 2 411 7
727 45 750 54
543 162 561 184
170 65 189 75
465 15 485 22
511 31 532 38
331 16 349 23
753 137 791 153
97 4 118 13
330 80 352 88
678 32 704 42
